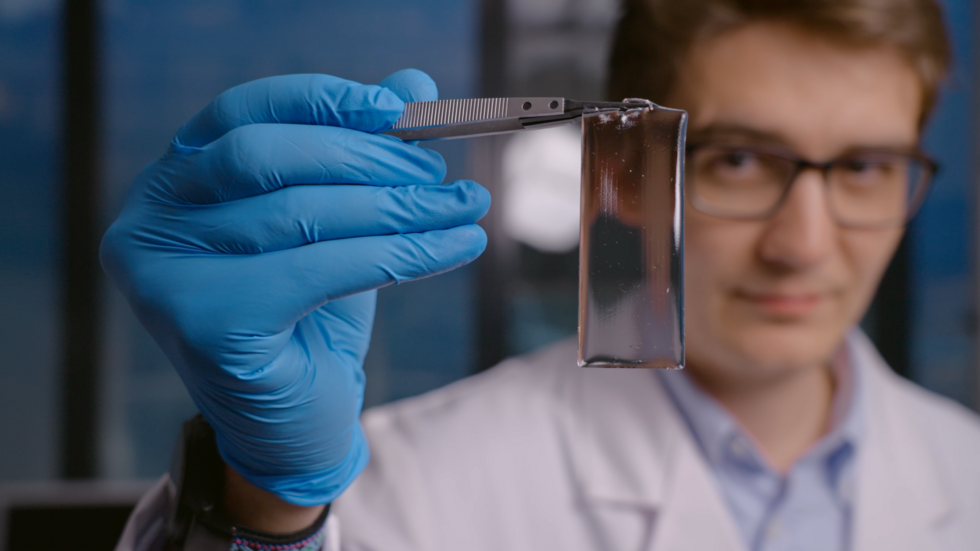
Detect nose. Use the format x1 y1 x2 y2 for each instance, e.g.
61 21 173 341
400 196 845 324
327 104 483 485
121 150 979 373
757 169 836 270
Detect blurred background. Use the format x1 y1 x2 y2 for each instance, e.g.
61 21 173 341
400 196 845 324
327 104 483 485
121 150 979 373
0 0 976 494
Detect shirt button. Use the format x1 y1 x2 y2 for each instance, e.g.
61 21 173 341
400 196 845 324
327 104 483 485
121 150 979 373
765 520 782 541
730 438 749 458
731 438 746 457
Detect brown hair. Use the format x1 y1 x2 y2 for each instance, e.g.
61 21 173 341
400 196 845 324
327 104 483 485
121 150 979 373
607 0 951 123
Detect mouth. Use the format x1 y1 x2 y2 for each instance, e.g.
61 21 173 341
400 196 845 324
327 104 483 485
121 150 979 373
735 289 827 319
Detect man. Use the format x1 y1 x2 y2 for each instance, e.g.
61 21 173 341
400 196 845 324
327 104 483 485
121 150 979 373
110 0 980 550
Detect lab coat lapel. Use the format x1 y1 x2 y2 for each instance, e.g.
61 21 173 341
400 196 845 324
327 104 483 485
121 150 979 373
849 332 952 551
648 438 748 551
567 366 745 551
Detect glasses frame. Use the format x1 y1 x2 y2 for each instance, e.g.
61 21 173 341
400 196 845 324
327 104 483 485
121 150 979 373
685 143 940 229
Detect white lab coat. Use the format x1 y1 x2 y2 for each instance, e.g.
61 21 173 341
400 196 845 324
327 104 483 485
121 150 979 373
117 331 980 551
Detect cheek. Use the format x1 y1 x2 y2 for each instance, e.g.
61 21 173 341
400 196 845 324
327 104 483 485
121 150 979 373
683 210 757 312
683 212 767 370
840 228 903 316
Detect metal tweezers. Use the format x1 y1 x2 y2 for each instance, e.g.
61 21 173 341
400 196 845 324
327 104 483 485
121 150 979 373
383 97 652 141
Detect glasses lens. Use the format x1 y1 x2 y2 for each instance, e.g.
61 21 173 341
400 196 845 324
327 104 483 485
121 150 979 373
828 153 928 227
688 146 796 218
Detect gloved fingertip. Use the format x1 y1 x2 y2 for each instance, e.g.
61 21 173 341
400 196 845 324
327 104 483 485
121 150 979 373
435 153 449 184
433 223 487 258
457 224 489 258
468 180 493 216
417 147 448 184
371 132 446 183
449 180 492 220
379 69 439 103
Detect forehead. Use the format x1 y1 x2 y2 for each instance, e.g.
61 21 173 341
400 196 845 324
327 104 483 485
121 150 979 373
670 22 923 157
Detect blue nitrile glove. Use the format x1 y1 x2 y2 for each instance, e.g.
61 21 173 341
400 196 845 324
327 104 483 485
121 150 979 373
100 70 489 506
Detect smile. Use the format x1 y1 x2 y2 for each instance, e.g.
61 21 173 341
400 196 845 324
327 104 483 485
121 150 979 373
735 290 826 318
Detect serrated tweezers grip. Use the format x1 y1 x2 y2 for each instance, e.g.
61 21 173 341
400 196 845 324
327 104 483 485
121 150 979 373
391 98 508 129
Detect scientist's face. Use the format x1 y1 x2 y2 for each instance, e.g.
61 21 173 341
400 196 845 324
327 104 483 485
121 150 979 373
667 23 921 386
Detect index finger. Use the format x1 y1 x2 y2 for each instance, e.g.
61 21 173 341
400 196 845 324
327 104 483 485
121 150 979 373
174 74 405 148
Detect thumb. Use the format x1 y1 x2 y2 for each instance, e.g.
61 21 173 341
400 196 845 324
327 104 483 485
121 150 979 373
379 69 439 103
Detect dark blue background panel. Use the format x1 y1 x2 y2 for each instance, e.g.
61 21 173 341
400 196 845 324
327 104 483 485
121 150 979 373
0 9 61 481
911 0 977 407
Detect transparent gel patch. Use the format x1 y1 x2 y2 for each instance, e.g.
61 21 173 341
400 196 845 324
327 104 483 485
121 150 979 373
578 104 687 368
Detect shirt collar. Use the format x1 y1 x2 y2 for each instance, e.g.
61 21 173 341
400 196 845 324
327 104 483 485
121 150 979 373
656 337 865 474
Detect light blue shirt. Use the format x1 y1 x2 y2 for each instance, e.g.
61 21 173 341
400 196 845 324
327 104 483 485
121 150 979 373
656 353 863 551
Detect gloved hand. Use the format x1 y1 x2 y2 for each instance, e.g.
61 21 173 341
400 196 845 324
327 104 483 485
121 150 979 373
100 70 490 506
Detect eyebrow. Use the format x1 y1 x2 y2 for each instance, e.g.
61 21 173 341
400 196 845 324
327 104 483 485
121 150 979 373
687 123 920 155
686 124 791 146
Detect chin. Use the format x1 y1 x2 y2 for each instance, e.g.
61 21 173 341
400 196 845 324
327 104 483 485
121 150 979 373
688 319 846 383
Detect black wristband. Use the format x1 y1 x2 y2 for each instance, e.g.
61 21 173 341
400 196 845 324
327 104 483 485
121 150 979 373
168 415 330 550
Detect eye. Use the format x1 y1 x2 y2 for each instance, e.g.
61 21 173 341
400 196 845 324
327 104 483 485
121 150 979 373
842 159 880 174
838 157 901 184
707 150 763 178
719 151 754 168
